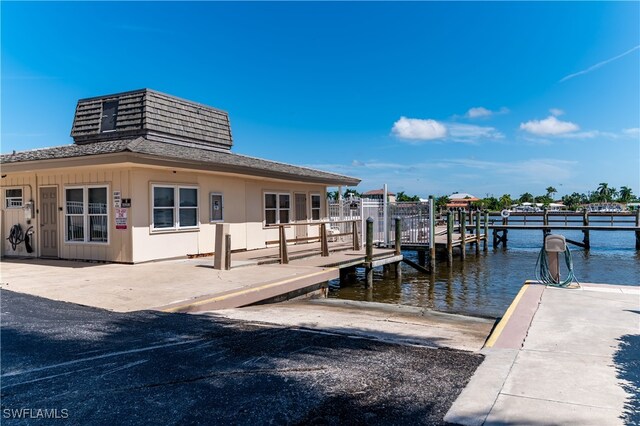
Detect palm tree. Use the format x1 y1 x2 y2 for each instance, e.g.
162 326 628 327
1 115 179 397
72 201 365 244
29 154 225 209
618 186 634 203
519 192 534 203
546 186 557 199
499 194 513 209
597 182 612 202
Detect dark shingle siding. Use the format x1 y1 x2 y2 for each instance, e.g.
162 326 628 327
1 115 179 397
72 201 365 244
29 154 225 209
145 91 232 148
70 89 233 149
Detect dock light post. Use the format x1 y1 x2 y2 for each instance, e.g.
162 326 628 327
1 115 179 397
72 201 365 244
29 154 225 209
365 217 374 288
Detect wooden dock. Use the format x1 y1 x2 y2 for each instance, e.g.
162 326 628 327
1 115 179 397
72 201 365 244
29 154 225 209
488 210 640 249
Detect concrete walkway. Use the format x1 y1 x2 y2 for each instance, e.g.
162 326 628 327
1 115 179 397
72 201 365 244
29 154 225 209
445 281 640 426
0 258 335 312
0 246 397 312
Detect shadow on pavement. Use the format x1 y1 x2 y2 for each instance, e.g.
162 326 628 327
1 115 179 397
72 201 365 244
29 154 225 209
1 289 483 425
614 333 640 426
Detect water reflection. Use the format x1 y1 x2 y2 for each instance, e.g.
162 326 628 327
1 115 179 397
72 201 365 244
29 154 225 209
330 230 639 318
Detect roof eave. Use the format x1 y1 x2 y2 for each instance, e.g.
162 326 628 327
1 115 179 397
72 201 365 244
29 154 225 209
1 152 360 186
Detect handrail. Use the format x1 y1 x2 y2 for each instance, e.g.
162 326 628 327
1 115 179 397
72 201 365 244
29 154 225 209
265 218 360 228
267 219 361 264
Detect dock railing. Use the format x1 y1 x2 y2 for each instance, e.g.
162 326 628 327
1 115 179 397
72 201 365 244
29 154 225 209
328 198 434 248
266 219 360 264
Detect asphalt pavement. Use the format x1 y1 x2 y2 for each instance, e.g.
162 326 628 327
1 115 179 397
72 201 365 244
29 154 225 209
1 289 483 425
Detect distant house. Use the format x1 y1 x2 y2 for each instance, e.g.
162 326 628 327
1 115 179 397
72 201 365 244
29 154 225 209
362 189 396 203
0 89 359 263
446 192 480 210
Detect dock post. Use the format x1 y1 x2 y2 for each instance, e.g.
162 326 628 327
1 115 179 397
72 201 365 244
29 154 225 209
543 207 549 226
394 218 402 278
635 209 640 250
224 234 232 270
279 226 289 264
394 218 402 256
383 184 389 247
446 210 453 265
352 220 360 250
320 223 329 257
483 210 489 251
365 217 374 288
475 210 481 254
501 215 508 248
582 210 590 250
214 223 231 270
460 210 466 261
428 196 436 270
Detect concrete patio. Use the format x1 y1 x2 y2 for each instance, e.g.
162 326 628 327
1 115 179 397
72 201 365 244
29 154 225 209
445 281 640 426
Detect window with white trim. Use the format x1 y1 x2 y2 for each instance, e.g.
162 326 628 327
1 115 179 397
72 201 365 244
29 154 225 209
5 188 23 208
210 193 224 222
264 192 290 225
311 194 321 220
152 185 199 230
65 186 108 243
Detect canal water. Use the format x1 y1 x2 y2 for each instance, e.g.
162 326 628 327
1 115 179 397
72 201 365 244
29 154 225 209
329 229 640 318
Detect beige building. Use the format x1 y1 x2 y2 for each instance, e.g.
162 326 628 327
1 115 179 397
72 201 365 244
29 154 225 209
362 188 396 203
0 89 359 263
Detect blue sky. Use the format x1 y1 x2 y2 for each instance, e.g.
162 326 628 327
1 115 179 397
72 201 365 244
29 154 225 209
2 2 639 199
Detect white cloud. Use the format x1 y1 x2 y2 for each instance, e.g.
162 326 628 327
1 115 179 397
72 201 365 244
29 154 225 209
560 45 640 83
623 128 640 137
466 107 492 118
549 108 564 117
448 123 504 142
391 117 503 143
519 115 579 136
391 117 447 141
466 106 509 119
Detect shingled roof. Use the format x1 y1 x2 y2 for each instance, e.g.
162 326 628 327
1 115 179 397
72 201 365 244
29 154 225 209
0 138 360 186
71 89 233 150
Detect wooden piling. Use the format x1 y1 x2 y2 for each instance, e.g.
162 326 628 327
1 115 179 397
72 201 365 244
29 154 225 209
500 215 508 248
418 250 426 266
460 210 466 261
394 218 402 278
279 226 289 264
582 210 590 250
320 223 329 257
483 210 489 251
543 207 549 226
394 218 402 256
224 234 232 270
636 209 640 250
428 196 436 270
475 210 481 254
365 217 374 288
446 210 453 264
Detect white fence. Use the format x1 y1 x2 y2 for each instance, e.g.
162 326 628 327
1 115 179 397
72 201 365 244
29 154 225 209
328 197 433 246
